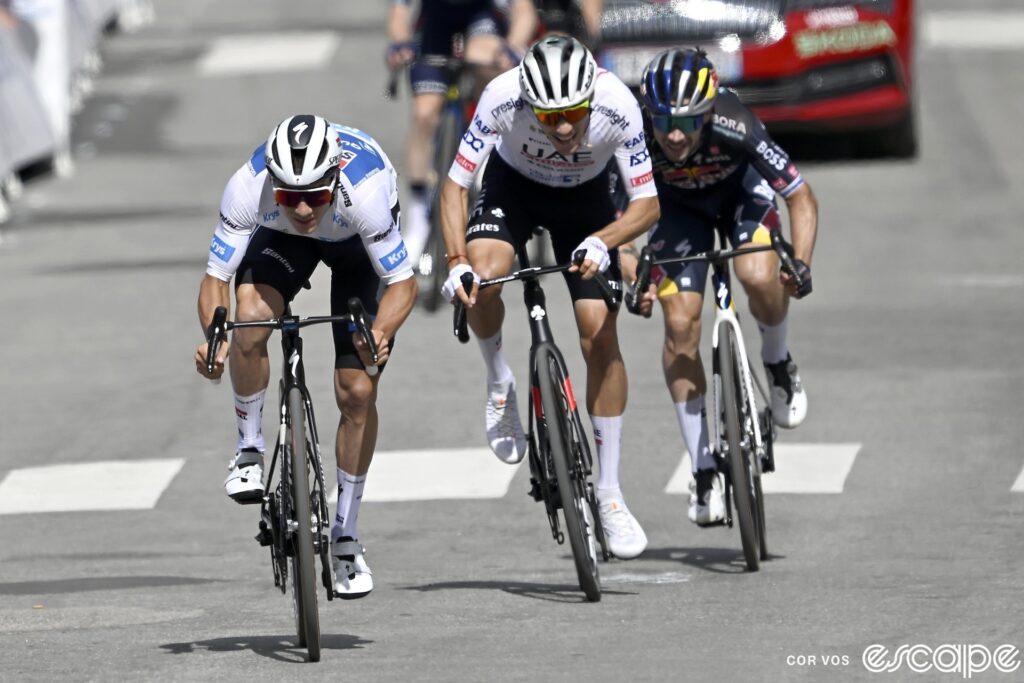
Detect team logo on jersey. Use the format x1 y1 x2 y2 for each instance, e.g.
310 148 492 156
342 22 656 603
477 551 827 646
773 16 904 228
630 171 654 186
210 235 235 262
379 242 408 271
455 153 477 172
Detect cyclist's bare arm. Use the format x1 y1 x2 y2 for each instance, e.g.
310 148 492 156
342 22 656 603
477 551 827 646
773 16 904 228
573 195 660 279
386 0 414 69
784 182 817 267
354 277 418 367
580 0 604 42
196 274 231 379
507 0 540 54
440 178 474 303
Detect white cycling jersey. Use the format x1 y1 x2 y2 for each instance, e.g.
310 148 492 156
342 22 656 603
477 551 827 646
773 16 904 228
205 124 413 286
447 67 657 200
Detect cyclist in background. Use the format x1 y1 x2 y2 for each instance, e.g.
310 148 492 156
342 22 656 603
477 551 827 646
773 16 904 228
620 49 817 528
440 36 660 559
387 0 538 270
194 115 417 599
535 0 603 47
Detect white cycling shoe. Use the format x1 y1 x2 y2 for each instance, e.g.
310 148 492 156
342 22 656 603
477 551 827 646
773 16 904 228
689 469 725 527
596 489 648 559
224 448 264 504
332 537 373 599
765 354 807 429
485 377 527 464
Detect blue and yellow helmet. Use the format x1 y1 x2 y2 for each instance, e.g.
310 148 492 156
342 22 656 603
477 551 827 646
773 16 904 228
639 48 719 116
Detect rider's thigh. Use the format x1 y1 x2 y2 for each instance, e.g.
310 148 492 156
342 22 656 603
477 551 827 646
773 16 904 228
233 283 285 347
573 298 619 350
465 32 502 63
411 92 446 129
733 242 780 292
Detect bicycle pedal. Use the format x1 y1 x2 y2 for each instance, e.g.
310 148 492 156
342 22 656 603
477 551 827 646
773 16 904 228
255 527 274 547
527 478 544 502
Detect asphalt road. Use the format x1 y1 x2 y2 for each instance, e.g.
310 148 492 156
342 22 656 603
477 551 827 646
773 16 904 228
1 0 1022 680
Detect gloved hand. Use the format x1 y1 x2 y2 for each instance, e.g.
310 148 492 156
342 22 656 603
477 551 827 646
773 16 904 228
442 263 480 303
572 235 611 276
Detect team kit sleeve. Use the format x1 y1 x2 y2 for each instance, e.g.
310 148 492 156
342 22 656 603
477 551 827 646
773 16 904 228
446 80 503 188
745 118 804 198
352 183 415 285
613 97 658 201
205 168 260 282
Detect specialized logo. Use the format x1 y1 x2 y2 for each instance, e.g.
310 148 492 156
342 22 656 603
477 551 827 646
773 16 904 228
210 235 235 262
291 121 309 145
379 242 408 271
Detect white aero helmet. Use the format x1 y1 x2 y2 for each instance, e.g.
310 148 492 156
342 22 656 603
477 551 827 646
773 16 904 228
265 114 342 187
519 35 597 109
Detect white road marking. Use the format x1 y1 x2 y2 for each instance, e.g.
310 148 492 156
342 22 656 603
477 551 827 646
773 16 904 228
1012 465 1024 493
601 571 691 586
923 12 1024 49
0 459 185 515
327 448 522 503
197 33 339 76
954 274 1024 288
665 443 861 495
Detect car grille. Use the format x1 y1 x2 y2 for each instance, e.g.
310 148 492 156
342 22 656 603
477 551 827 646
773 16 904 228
733 53 902 105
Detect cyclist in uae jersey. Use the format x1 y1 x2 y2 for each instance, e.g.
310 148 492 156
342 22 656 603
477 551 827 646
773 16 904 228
194 115 417 600
619 49 817 528
439 36 660 560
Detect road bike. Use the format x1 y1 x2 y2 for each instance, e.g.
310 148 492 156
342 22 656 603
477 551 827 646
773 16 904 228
630 229 804 571
452 250 618 601
205 298 379 661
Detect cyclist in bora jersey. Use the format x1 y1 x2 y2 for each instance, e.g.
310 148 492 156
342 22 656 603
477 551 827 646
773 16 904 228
439 36 661 559
194 115 417 598
620 49 817 527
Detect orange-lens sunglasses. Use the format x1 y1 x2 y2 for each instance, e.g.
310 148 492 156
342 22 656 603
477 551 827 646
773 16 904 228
273 186 334 209
532 100 591 127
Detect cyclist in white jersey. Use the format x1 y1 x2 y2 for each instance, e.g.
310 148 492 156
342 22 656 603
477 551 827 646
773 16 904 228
439 36 661 559
194 115 417 599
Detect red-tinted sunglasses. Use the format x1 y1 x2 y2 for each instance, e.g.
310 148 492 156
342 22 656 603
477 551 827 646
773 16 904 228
273 185 335 209
533 100 591 127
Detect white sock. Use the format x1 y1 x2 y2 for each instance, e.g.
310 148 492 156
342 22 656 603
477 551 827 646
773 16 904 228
676 396 715 472
478 331 513 386
234 389 266 451
758 317 789 365
333 468 366 543
593 415 623 492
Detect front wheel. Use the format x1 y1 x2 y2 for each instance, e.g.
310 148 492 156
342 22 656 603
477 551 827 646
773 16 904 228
536 347 601 602
718 326 760 571
288 387 321 661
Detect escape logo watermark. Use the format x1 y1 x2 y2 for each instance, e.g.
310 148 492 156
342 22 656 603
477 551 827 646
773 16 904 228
862 644 1020 678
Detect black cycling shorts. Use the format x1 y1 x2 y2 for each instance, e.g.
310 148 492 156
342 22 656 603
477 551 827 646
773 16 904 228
411 1 505 95
649 165 781 297
465 153 622 303
235 229 392 371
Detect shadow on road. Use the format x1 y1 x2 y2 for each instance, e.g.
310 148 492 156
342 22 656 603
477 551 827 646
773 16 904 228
159 633 371 663
639 546 786 574
402 579 633 603
0 575 223 595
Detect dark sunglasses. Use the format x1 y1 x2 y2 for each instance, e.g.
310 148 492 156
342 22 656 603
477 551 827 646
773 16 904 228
273 184 335 209
650 112 709 134
533 100 591 127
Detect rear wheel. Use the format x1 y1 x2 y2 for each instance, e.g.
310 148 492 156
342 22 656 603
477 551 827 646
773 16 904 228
537 347 601 602
288 388 321 661
718 326 760 572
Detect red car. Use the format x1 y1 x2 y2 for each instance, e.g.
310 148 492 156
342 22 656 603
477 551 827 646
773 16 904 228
598 0 916 157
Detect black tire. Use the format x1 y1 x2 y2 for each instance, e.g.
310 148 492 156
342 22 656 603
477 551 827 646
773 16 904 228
288 387 321 661
421 104 461 313
718 326 760 572
536 347 601 602
755 475 768 561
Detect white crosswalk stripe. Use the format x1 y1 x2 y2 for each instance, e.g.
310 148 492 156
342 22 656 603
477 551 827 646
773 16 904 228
665 444 862 495
0 459 185 515
1011 465 1024 493
328 448 522 503
197 32 339 76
